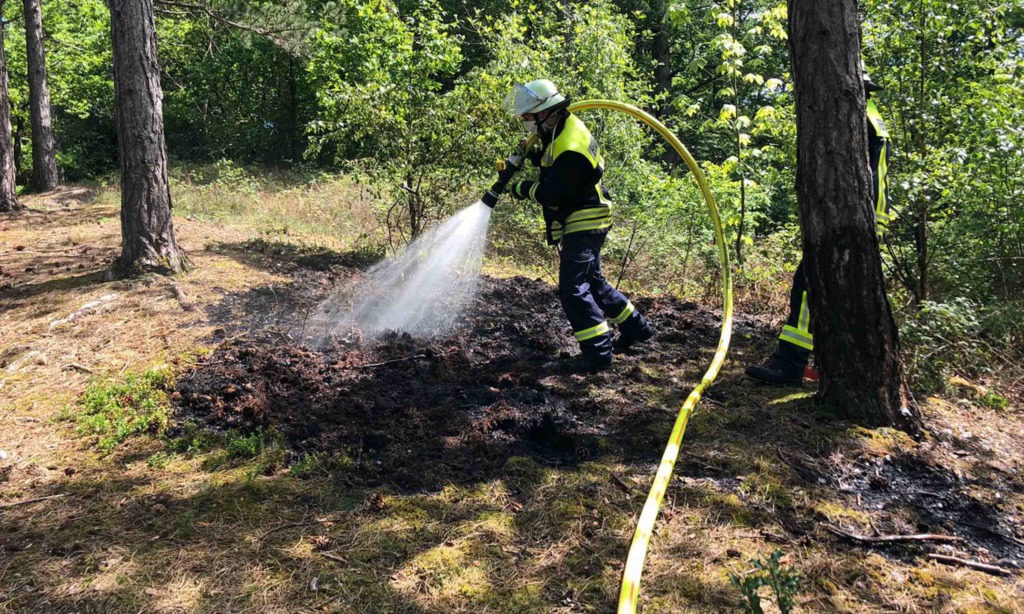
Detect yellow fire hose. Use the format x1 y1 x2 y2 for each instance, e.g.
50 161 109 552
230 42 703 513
565 100 734 613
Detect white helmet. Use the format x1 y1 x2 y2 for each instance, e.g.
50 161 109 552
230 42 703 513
505 79 567 116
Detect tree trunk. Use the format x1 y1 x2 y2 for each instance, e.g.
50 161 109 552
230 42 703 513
0 16 22 213
651 0 672 117
23 0 58 191
107 0 187 277
787 0 922 433
13 113 23 178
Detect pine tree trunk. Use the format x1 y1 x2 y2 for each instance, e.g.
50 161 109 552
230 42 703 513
23 0 58 191
107 0 187 277
787 0 922 433
0 16 22 213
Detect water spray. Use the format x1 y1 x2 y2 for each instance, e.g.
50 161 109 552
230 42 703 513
310 201 494 342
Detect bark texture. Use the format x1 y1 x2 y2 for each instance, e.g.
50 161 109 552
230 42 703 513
108 0 187 276
0 17 22 213
651 0 672 116
23 0 58 191
787 0 922 433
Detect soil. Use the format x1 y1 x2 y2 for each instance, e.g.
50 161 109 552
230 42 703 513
176 274 752 490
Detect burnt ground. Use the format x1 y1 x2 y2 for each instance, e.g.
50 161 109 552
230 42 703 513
176 274 733 490
174 248 1024 570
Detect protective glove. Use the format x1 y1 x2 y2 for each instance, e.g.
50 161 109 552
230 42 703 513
517 138 543 167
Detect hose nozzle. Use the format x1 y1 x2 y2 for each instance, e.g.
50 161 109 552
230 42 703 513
481 151 525 208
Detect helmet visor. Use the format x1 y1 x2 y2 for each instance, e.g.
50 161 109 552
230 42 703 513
503 82 546 117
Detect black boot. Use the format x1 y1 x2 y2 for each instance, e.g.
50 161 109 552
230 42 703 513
745 344 808 386
613 325 653 352
564 351 613 373
745 358 803 386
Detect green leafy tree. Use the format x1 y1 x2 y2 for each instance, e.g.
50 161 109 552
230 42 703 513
865 0 1024 304
308 0 483 244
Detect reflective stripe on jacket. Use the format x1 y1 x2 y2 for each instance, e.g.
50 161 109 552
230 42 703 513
524 113 613 244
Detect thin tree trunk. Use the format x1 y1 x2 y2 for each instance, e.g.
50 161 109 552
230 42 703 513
23 0 58 191
107 0 187 277
13 113 23 178
915 4 929 302
787 0 922 433
652 0 672 116
0 15 22 213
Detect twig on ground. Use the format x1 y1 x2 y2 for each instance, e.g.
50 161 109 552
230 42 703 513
824 523 963 544
61 363 94 374
0 493 68 509
927 553 1014 576
615 220 640 289
267 329 293 343
609 472 633 495
256 520 320 546
356 354 427 369
319 551 347 564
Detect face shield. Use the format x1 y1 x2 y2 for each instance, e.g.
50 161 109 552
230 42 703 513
503 82 546 118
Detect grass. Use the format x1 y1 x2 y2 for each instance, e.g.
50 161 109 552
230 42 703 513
75 366 173 453
167 161 381 251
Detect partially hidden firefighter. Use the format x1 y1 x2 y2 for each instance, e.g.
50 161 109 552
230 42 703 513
488 79 654 371
746 69 892 385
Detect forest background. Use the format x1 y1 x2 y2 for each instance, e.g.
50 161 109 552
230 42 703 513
5 0 1024 396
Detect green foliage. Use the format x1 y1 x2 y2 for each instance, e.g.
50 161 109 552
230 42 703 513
288 451 345 478
729 549 801 614
226 430 272 459
900 298 986 393
901 297 1024 395
76 367 173 452
308 0 479 244
865 0 1024 304
201 428 284 471
978 391 1010 411
164 419 218 457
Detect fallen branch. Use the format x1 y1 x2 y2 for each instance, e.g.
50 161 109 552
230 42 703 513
319 551 347 564
927 554 1014 576
61 363 95 374
49 293 119 329
356 354 428 368
0 493 68 509
824 523 963 544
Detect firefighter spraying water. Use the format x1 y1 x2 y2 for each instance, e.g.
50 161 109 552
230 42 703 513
482 79 654 372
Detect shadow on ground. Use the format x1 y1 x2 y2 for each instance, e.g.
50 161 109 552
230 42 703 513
4 239 1023 612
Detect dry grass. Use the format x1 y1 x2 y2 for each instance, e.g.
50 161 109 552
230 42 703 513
1 181 1023 613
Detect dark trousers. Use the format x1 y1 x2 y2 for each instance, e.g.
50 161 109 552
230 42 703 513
559 232 648 357
775 260 813 367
